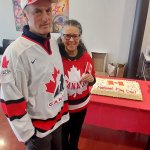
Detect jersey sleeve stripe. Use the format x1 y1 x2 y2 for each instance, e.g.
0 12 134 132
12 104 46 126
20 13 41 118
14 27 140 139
0 97 25 104
0 98 27 119
7 113 27 121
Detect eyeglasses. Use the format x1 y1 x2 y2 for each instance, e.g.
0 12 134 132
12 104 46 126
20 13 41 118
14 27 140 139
63 34 80 40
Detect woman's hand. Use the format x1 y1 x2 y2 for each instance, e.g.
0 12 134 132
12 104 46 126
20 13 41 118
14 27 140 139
81 74 94 83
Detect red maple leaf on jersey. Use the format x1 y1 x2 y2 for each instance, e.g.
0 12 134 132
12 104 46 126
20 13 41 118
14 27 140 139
2 56 9 68
45 67 60 93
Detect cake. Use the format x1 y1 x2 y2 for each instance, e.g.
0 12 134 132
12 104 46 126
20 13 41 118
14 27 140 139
91 78 143 101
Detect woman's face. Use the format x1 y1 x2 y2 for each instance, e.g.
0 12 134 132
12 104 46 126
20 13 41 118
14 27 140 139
61 25 80 55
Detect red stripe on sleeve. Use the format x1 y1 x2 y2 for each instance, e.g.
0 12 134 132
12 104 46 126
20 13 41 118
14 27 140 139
32 103 68 131
1 100 26 118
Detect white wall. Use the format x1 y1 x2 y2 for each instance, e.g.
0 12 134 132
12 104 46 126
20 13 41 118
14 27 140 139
141 3 150 53
70 0 137 64
0 0 137 64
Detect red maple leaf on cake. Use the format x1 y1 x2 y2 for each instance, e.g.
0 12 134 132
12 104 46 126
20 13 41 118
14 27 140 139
2 56 9 68
45 67 60 93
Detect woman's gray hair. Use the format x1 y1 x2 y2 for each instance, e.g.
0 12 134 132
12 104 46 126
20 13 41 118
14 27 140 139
59 19 87 50
61 19 82 35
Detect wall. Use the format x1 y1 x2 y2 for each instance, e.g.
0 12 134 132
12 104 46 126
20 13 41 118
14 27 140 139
70 0 137 64
141 3 150 53
0 0 137 64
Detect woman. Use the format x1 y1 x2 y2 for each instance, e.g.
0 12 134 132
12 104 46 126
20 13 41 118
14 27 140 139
58 19 96 150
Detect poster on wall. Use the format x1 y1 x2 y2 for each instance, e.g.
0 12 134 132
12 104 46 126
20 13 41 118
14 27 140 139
12 0 69 33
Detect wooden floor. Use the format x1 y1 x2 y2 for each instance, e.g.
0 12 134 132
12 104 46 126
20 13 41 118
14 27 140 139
79 125 148 150
0 107 149 150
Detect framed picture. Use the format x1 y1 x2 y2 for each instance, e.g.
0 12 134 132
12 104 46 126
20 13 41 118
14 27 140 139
12 0 69 33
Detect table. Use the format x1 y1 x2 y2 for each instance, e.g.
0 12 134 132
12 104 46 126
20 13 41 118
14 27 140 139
84 78 150 149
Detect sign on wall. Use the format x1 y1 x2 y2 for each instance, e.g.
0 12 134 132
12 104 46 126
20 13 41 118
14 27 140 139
12 0 69 33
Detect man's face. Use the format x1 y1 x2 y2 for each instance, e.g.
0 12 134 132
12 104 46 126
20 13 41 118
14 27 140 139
24 0 52 37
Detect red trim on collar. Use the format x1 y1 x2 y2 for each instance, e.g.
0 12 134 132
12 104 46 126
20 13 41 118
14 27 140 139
22 35 52 55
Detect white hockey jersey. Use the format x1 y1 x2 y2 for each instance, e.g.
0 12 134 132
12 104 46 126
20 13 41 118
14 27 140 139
0 35 69 142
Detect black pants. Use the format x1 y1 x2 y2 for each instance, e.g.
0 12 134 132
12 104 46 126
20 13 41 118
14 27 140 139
26 126 62 150
62 108 87 150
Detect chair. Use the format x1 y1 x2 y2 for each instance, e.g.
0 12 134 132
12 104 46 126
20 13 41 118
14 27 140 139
0 39 14 55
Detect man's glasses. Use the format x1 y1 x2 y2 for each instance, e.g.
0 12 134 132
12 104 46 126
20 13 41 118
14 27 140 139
63 34 80 40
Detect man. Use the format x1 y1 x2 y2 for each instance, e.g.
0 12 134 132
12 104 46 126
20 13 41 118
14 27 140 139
0 0 69 150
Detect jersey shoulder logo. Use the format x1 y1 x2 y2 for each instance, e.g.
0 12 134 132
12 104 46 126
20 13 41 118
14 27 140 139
2 56 9 68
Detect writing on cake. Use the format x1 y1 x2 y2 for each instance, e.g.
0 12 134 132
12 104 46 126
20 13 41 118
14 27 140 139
91 78 143 100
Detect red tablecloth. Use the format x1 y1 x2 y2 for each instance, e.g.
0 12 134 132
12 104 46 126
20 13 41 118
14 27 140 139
84 78 150 135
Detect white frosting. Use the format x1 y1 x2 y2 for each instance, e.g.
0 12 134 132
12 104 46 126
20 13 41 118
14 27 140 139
91 78 143 100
